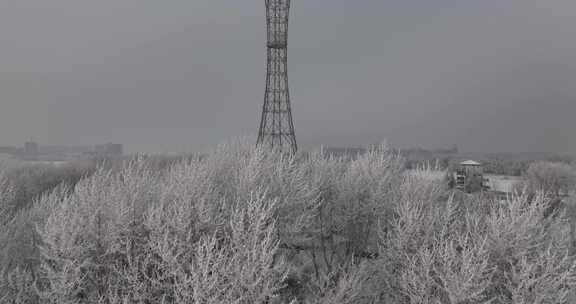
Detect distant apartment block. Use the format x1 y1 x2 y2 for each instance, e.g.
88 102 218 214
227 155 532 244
0 146 18 155
93 143 123 157
23 141 39 161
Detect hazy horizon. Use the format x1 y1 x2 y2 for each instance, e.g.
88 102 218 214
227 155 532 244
1 0 576 154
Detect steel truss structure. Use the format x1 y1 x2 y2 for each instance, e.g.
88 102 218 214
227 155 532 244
257 0 297 154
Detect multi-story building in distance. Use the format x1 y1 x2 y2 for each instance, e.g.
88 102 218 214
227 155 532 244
94 143 123 157
23 141 39 161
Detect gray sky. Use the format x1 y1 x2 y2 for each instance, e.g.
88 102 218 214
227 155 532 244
1 0 576 154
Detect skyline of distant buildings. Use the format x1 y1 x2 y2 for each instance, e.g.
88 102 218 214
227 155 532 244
0 140 123 162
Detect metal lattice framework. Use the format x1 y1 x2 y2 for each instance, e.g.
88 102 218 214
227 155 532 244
257 0 297 154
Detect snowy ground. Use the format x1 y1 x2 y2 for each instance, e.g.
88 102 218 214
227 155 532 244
485 174 522 193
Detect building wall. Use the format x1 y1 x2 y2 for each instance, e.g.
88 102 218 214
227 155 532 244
94 143 123 157
23 141 39 160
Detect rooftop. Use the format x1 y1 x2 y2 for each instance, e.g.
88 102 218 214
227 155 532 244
460 160 482 166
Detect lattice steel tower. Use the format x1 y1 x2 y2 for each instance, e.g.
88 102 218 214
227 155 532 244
257 0 297 153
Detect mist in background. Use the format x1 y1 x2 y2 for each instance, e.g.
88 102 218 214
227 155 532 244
0 0 575 154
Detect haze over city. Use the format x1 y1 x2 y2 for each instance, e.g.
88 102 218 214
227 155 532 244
4 2 576 303
1 0 575 154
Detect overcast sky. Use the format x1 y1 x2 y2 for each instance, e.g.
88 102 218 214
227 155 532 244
1 0 576 154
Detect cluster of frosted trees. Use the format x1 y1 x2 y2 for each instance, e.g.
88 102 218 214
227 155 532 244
1 138 576 303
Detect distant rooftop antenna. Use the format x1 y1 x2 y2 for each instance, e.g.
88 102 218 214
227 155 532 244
257 0 297 154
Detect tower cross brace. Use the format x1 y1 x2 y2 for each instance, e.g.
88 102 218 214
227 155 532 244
257 0 297 154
